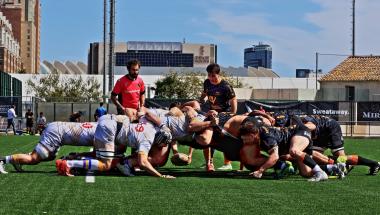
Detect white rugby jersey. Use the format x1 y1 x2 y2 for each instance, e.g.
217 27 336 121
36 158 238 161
148 108 169 118
126 117 158 154
40 121 97 152
162 114 206 139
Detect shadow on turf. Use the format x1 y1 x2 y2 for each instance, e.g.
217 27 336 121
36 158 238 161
61 167 299 180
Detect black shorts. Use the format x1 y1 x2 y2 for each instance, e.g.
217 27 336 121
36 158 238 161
26 120 34 127
210 128 243 161
313 121 344 153
292 128 313 155
176 134 208 149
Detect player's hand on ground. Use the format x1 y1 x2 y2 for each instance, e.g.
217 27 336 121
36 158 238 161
160 175 176 179
249 170 263 179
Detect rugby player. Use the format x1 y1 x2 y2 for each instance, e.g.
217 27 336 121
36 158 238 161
302 115 380 175
56 114 175 178
0 121 97 174
239 118 340 181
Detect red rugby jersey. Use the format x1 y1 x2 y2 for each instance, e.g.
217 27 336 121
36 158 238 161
112 75 145 110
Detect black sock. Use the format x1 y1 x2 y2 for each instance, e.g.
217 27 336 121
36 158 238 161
211 148 215 158
358 156 378 167
303 154 317 169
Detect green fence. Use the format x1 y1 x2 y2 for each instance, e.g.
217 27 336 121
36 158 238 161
12 77 22 96
0 71 12 96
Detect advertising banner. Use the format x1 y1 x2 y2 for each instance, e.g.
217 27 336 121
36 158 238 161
244 100 352 121
357 102 380 121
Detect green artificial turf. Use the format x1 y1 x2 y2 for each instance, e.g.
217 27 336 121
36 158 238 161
0 135 379 214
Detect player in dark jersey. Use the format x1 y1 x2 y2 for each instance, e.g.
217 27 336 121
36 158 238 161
240 117 334 181
302 115 380 175
239 121 288 178
200 63 237 171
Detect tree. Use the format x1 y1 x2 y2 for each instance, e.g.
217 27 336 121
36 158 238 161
220 71 243 88
154 70 243 99
26 71 102 102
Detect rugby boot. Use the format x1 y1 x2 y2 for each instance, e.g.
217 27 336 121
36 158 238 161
368 162 380 176
308 171 328 182
0 161 8 174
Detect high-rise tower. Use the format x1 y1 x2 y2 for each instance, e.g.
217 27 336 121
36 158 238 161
0 0 40 73
244 43 272 69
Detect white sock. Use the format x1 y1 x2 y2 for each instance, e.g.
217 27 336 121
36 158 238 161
312 165 322 173
5 156 12 164
67 159 99 171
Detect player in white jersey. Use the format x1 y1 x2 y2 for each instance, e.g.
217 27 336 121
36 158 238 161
143 105 205 154
56 114 175 178
0 122 97 174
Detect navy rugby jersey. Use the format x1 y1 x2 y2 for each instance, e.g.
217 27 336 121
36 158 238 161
259 126 292 153
203 79 236 112
302 115 335 137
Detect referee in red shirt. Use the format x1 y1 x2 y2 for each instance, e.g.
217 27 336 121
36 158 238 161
111 59 145 119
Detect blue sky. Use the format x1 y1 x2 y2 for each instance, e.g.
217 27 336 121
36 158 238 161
40 0 380 77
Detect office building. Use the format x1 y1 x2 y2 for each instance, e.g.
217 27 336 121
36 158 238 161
88 41 217 74
244 43 272 69
0 11 21 73
0 0 40 74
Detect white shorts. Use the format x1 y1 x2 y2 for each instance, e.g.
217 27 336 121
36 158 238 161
34 143 57 160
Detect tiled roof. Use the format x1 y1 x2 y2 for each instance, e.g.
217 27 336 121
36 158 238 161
320 56 380 81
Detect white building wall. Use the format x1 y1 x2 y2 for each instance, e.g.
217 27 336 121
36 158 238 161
11 74 319 100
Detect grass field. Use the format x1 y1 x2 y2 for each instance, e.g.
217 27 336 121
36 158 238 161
0 135 379 214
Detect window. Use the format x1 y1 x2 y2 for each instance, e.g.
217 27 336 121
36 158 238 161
346 86 355 101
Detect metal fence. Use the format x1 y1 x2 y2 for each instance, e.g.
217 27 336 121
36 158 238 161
3 98 380 137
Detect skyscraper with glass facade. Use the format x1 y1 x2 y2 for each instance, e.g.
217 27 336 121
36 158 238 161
244 43 272 69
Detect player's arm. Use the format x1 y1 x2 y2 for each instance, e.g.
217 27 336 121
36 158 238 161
111 94 125 112
187 118 217 132
138 152 174 178
229 97 237 114
171 141 179 155
252 110 275 125
226 83 237 114
199 91 207 104
304 122 316 131
111 80 123 109
184 107 212 132
139 80 146 110
139 94 145 110
251 146 279 178
142 108 162 127
181 100 201 111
